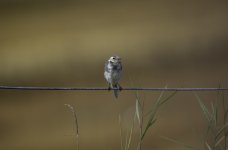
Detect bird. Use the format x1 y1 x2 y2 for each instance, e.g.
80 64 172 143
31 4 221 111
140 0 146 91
104 55 122 98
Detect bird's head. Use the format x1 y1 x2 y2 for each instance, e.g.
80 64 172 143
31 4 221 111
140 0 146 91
108 55 121 64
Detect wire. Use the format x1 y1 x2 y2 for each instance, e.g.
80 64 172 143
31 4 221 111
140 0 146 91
0 86 227 91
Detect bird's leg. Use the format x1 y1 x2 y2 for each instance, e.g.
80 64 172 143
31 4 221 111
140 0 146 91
108 83 111 91
118 83 123 91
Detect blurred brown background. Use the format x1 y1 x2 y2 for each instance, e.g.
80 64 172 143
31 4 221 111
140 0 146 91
0 0 228 150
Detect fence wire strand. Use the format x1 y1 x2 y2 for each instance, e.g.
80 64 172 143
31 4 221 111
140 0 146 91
0 86 228 91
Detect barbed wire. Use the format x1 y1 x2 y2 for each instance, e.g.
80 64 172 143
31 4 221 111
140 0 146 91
0 86 227 91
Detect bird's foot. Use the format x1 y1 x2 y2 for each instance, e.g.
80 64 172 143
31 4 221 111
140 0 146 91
119 85 123 91
108 86 111 91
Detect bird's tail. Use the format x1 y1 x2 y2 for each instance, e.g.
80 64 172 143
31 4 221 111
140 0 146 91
112 84 119 99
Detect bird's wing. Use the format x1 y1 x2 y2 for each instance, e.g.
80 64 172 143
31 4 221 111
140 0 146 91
104 61 110 72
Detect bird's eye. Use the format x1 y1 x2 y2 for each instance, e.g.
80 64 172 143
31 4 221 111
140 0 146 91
113 57 116 59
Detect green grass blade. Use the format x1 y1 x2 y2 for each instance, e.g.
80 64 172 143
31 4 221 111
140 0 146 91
65 104 79 150
210 102 216 125
118 114 124 150
126 113 136 150
141 118 156 140
205 142 212 150
136 99 142 124
195 93 212 123
215 136 225 148
215 123 228 141
142 90 164 137
158 91 177 107
144 91 177 117
141 86 176 141
147 87 166 121
161 136 200 150
124 130 129 150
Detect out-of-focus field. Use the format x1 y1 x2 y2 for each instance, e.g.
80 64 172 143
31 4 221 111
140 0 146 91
0 0 228 150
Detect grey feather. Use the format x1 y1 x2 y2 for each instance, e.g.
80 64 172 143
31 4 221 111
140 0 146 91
104 56 122 98
104 61 110 73
113 84 119 98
